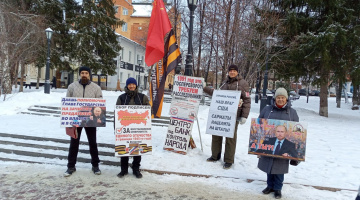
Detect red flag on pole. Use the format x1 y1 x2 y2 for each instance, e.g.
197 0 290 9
145 0 172 66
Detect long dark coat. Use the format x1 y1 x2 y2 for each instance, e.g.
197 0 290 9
257 100 299 174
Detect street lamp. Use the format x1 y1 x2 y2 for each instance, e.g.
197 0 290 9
44 28 53 94
260 36 274 112
255 64 261 103
184 0 198 76
137 59 142 89
116 56 121 91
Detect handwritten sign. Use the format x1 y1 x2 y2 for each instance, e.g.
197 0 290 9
163 117 193 155
205 90 241 138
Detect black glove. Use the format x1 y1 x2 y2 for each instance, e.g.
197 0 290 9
290 160 300 166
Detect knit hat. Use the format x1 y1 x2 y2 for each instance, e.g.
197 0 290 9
228 65 238 72
126 77 137 87
79 66 91 75
274 88 288 99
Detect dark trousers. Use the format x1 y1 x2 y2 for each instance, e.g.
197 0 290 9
120 156 141 171
267 173 284 190
211 122 239 163
67 127 100 168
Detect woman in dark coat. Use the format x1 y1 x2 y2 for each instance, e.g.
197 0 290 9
258 88 299 199
115 77 150 179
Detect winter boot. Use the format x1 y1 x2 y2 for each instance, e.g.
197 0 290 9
92 167 101 175
133 169 143 179
64 167 76 177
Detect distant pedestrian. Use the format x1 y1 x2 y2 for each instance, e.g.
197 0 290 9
51 76 57 89
168 83 172 90
257 88 299 199
25 75 31 89
115 77 150 179
64 66 103 177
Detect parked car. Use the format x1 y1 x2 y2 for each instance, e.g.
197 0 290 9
310 90 320 96
298 89 307 96
289 91 300 100
341 92 353 98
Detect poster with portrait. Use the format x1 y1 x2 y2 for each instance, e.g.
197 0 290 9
248 118 307 161
114 105 152 157
205 90 241 138
163 117 193 155
169 75 204 120
60 97 106 127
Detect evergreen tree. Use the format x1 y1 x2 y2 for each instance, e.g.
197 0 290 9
256 0 360 116
73 0 122 75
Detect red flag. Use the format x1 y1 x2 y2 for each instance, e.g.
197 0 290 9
145 0 172 66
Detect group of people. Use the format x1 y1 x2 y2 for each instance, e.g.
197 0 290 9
64 66 149 179
64 65 300 199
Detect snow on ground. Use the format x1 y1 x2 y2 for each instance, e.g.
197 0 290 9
0 87 359 199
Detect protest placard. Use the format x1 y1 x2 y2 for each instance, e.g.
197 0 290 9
169 75 204 120
60 97 106 127
205 90 241 138
248 118 307 161
163 117 193 155
114 105 152 157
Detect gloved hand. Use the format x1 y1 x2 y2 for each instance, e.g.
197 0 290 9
238 117 247 125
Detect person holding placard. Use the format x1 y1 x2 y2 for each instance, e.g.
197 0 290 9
258 88 299 199
203 64 251 169
115 77 150 179
64 66 103 177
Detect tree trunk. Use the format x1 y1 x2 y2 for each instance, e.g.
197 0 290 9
336 80 342 108
19 62 24 92
353 83 359 106
319 75 329 117
196 1 206 77
221 0 233 82
36 67 40 89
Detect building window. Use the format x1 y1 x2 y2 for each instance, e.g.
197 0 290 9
114 6 118 13
123 8 128 15
129 51 131 62
122 22 127 32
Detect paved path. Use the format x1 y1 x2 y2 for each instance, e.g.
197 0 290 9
0 163 266 200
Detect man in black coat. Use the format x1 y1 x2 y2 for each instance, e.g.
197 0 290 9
257 125 297 159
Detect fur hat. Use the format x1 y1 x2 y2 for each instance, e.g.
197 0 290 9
228 65 238 72
79 66 91 75
126 77 137 87
274 88 288 99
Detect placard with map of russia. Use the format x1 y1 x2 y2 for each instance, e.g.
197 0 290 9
114 105 152 157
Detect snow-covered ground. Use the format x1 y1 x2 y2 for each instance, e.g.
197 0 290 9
0 87 359 199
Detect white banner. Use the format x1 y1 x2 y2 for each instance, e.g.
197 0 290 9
169 75 204 120
163 117 193 155
205 90 241 138
114 105 152 157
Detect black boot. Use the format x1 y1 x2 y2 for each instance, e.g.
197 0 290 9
117 170 128 178
262 187 274 194
133 169 143 178
274 190 282 199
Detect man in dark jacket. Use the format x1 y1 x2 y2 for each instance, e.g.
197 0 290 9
116 77 150 179
257 125 298 158
51 76 57 89
203 64 251 169
64 66 103 177
258 88 299 199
